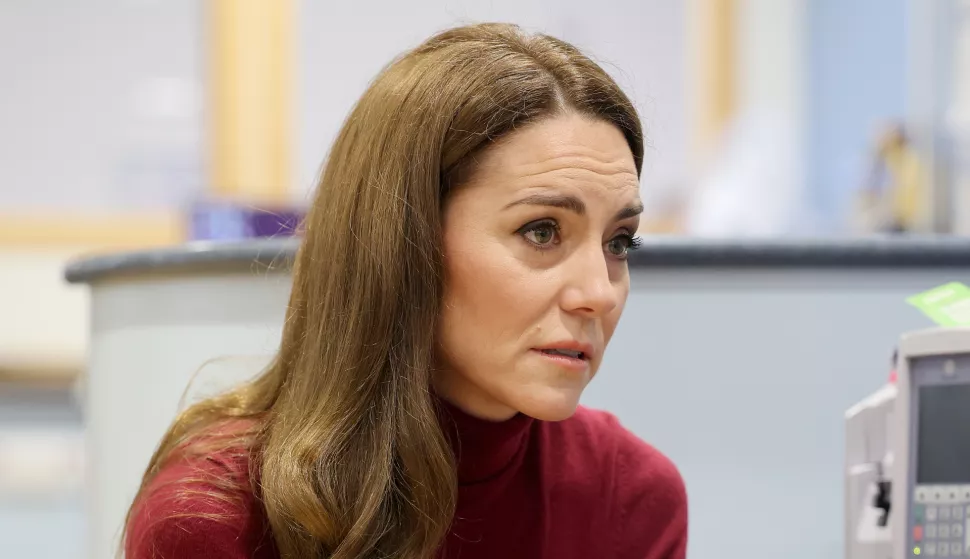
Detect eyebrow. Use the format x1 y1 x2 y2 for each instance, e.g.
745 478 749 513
504 193 644 221
615 202 645 221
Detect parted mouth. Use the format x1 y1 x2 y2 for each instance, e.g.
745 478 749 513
538 348 588 360
532 341 595 361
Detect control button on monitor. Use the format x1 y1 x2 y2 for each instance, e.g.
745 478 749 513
957 507 966 520
930 507 940 521
941 544 951 557
928 524 938 538
941 524 951 538
952 542 964 556
955 523 965 538
936 489 945 503
943 507 953 521
962 486 970 501
952 488 962 502
925 542 937 556
916 526 925 541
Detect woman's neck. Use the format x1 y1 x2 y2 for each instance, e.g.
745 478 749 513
434 393 534 484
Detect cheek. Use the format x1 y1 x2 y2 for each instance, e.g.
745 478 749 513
442 235 541 334
439 228 555 368
601 279 631 344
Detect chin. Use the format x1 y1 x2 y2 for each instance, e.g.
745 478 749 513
515 388 584 422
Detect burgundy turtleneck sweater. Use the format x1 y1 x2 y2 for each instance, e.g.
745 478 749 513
126 402 688 558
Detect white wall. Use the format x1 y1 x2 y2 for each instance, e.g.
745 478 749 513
1 1 689 211
296 0 688 201
0 1 204 212
735 0 807 125
0 6 202 558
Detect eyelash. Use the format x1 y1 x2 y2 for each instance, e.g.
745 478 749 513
623 235 643 251
516 219 643 258
607 233 642 259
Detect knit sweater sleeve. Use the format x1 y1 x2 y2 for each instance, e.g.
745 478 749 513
125 451 276 559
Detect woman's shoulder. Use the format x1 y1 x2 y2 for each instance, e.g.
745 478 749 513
125 438 278 559
541 406 689 557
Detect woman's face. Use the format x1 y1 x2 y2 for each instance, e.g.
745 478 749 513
436 112 642 421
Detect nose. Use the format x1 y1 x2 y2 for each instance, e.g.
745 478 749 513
560 247 621 318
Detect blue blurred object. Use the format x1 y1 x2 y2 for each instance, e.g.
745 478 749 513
189 202 304 241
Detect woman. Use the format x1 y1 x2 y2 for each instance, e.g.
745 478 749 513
126 23 688 559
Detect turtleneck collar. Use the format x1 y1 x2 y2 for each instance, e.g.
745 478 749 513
435 396 534 485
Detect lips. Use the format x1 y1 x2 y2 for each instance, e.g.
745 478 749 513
539 348 587 360
533 341 595 362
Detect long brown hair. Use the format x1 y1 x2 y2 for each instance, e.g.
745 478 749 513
126 22 643 559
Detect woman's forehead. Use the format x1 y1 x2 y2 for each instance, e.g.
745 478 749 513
457 115 639 200
474 115 636 174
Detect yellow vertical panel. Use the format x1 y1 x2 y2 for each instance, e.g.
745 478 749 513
209 0 294 204
689 0 736 161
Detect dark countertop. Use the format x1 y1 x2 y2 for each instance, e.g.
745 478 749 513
65 235 970 284
64 238 299 284
626 236 970 268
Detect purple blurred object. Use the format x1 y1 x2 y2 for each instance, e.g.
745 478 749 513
189 202 305 241
250 209 303 237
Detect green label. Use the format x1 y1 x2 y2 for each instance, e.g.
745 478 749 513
907 282 970 326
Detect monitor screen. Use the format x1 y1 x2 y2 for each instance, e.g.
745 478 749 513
917 384 970 484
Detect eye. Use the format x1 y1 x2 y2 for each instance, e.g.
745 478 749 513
605 234 642 259
517 219 561 249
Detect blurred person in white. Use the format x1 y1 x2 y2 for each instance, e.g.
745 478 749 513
122 23 687 559
684 110 811 237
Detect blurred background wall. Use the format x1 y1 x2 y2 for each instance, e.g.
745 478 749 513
1 1 969 557
2 3 199 555
294 0 691 213
807 0 907 230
